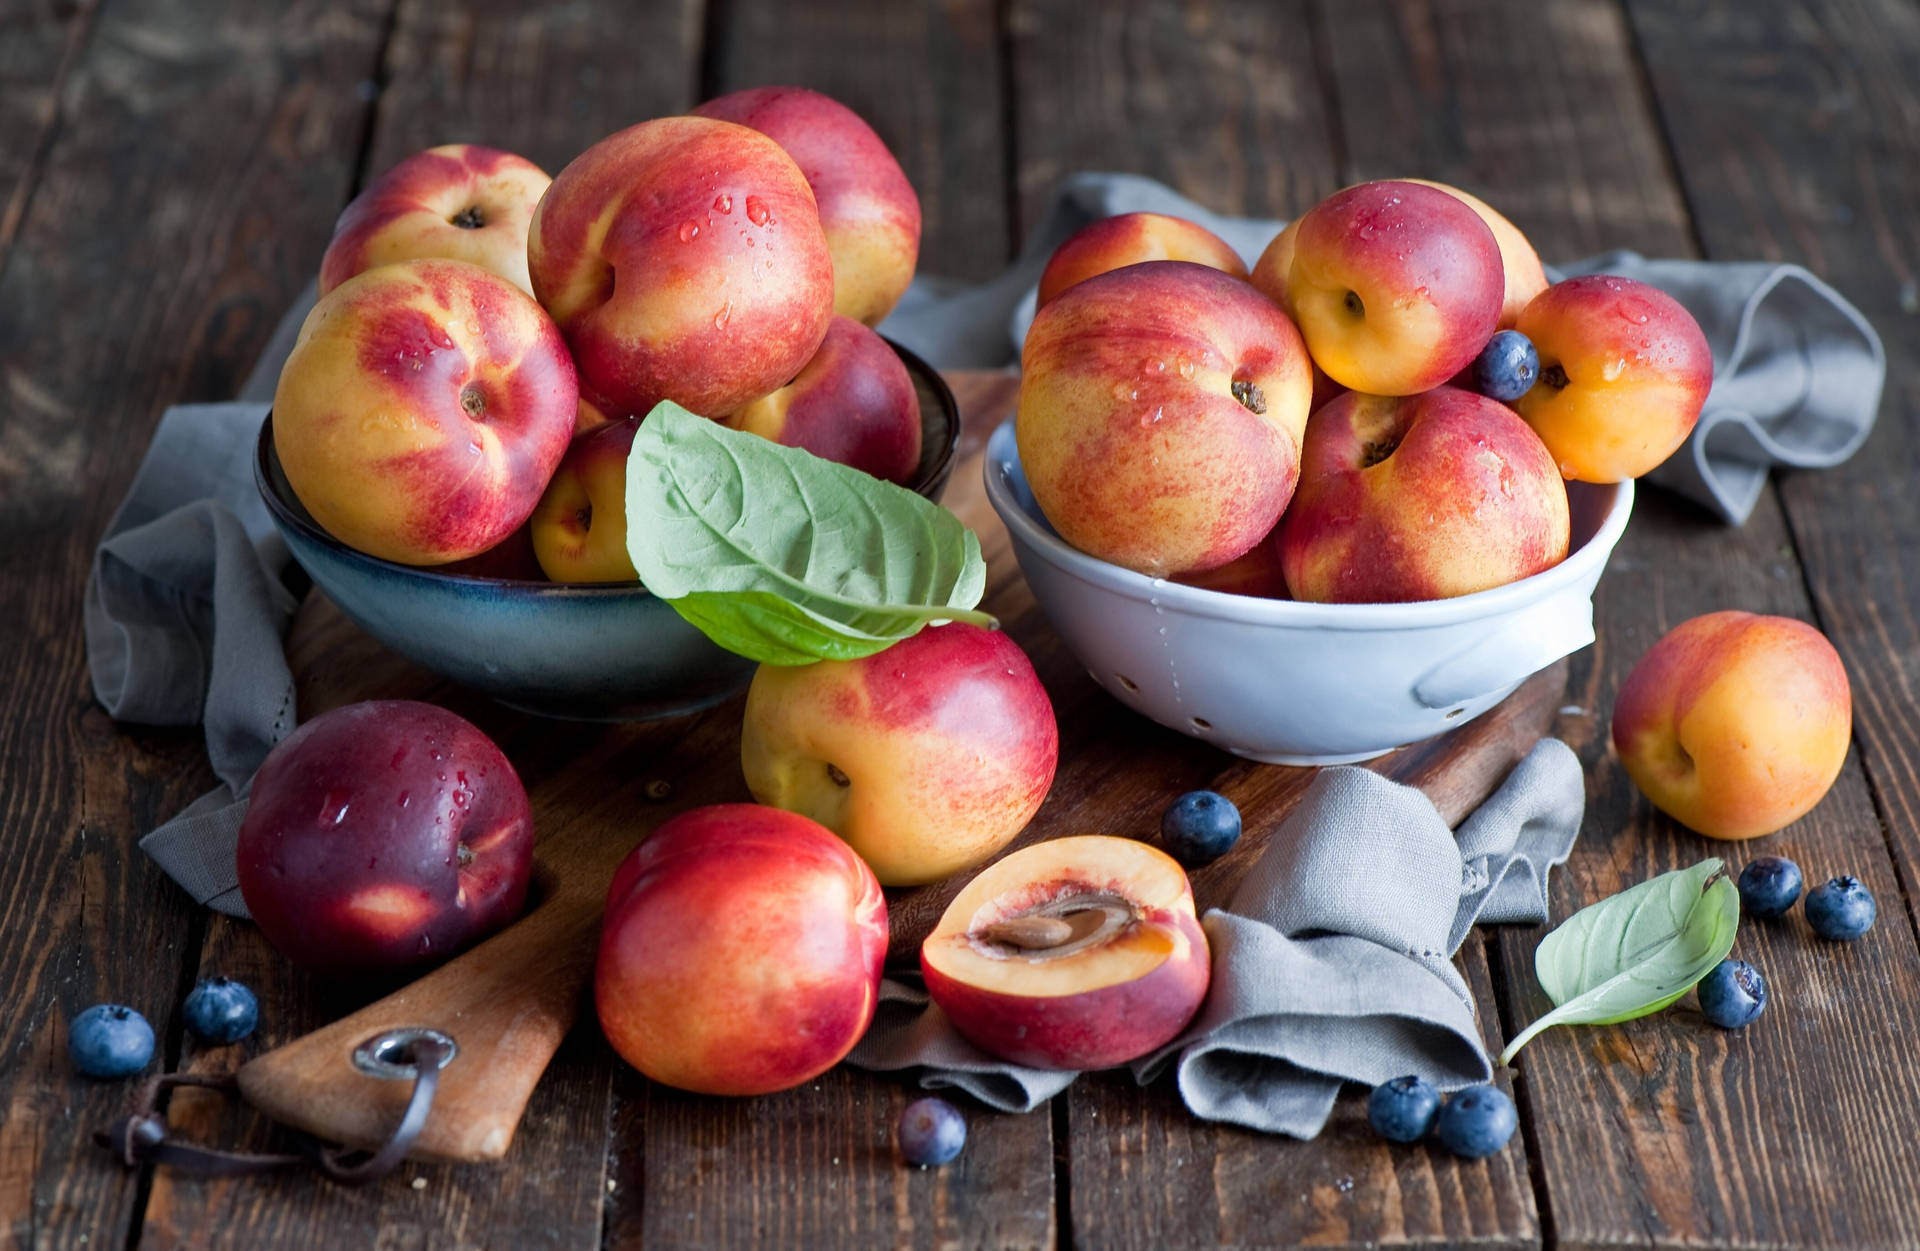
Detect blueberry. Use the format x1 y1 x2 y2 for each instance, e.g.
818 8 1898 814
182 976 259 1045
1366 1075 1442 1143
67 1004 155 1079
1806 875 1876 940
1435 1085 1517 1159
1697 958 1767 1029
1470 330 1541 403
1161 790 1242 867
897 1096 966 1167
1737 856 1803 920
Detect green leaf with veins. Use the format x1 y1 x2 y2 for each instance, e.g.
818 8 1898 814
1498 858 1740 1066
624 402 994 665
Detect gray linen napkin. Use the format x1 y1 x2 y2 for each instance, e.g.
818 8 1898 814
83 303 304 917
881 171 1885 525
848 738 1582 1137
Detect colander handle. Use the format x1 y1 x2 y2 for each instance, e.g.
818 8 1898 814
1413 593 1595 710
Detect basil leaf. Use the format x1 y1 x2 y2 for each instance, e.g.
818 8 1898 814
625 402 994 665
1497 858 1739 1066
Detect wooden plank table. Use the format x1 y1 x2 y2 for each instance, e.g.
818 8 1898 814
2 1 1917 1247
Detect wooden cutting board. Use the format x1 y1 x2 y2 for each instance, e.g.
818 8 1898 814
236 372 1566 1163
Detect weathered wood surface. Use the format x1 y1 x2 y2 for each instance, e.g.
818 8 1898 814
138 2 704 1246
1317 3 1920 1249
2 1 1917 1248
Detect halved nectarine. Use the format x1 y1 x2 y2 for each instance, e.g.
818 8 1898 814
920 835 1211 1070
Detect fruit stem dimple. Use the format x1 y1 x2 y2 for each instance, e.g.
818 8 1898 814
1231 379 1267 415
460 383 487 417
449 205 486 229
826 762 850 787
1343 289 1365 319
456 843 475 868
1540 363 1570 390
1361 435 1401 468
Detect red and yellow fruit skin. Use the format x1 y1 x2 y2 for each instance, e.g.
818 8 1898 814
235 700 534 977
1257 181 1544 329
919 835 1211 1071
1286 180 1505 396
1172 523 1290 598
595 804 888 1097
1513 275 1714 483
529 417 641 583
1401 179 1549 330
1279 387 1570 603
319 144 550 297
694 86 921 326
438 523 545 580
1017 260 1314 577
272 258 579 566
726 315 922 484
1612 611 1852 841
1036 212 1249 308
741 622 1059 887
1249 216 1301 312
528 115 835 419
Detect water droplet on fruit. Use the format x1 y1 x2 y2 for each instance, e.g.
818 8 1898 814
390 746 408 770
745 236 754 247
418 935 433 954
1602 357 1627 381
319 791 350 826
713 194 732 213
1111 381 1138 402
397 790 410 809
713 301 733 329
678 220 700 243
1176 356 1195 379
745 196 770 226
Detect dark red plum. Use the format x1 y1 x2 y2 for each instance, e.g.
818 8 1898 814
237 700 533 976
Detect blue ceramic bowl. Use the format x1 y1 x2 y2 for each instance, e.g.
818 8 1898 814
257 342 960 721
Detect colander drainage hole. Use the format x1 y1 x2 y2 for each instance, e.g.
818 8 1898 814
1445 707 1465 720
1191 717 1212 731
1115 674 1139 693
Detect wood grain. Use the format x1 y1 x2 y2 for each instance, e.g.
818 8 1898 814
0 1 387 1247
1005 4 1542 1247
1626 0 1920 961
1066 943 1533 1251
704 0 1012 281
1006 0 1341 235
134 0 707 1246
365 0 702 184
0 0 97 272
1321 1 1920 1247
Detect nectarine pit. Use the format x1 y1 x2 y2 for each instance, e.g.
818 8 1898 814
449 205 486 229
972 892 1136 960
